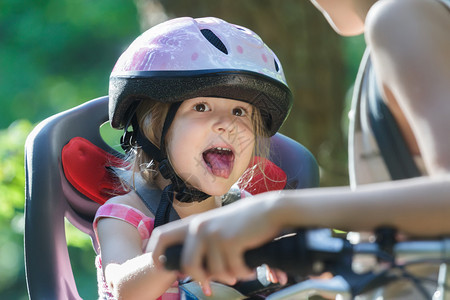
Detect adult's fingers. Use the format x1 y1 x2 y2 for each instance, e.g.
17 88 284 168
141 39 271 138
146 219 190 269
179 219 210 284
199 280 212 297
205 241 238 286
222 246 254 281
272 268 288 286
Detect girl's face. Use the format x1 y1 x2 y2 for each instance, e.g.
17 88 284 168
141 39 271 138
166 97 255 196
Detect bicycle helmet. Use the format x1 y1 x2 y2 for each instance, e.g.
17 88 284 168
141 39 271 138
109 16 292 136
109 17 293 204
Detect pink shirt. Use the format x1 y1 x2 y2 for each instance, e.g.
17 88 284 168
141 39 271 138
93 203 179 300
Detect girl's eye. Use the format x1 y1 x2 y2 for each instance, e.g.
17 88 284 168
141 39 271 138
193 103 210 112
232 107 247 117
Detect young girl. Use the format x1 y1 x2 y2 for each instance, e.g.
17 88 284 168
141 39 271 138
94 16 292 299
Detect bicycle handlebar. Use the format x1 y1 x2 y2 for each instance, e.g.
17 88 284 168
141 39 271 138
164 229 348 276
163 229 450 298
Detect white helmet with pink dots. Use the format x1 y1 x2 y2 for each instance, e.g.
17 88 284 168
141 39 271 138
109 16 292 136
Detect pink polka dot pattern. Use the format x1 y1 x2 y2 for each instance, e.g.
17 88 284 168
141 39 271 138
262 53 268 63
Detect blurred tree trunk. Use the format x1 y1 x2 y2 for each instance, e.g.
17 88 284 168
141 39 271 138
135 0 349 186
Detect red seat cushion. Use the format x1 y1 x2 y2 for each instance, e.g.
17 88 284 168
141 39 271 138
62 137 128 204
239 156 287 195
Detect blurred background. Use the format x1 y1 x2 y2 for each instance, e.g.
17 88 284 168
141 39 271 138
0 0 365 298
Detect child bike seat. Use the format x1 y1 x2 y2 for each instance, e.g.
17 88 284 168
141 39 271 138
24 96 319 299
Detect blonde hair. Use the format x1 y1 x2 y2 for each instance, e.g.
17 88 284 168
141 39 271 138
124 101 170 185
125 100 271 192
237 108 270 192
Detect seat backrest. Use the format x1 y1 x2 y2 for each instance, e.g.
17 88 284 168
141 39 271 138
24 96 319 299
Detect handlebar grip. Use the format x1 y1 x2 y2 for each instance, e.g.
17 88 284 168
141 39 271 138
164 244 184 271
163 232 316 277
244 233 312 276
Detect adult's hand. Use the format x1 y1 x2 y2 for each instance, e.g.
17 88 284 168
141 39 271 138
147 191 285 294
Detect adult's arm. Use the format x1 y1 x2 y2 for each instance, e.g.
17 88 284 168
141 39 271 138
366 0 450 174
148 174 450 286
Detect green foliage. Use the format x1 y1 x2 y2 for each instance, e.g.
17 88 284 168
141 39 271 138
0 0 141 298
0 0 141 129
0 120 31 298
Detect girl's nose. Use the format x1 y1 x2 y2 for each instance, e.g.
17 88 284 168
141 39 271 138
212 113 236 134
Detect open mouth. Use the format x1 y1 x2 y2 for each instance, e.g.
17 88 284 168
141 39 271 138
202 147 235 179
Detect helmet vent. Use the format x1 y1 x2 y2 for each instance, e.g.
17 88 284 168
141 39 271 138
200 29 228 55
274 59 280 72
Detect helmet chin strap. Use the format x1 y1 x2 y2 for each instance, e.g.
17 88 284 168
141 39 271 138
125 102 210 203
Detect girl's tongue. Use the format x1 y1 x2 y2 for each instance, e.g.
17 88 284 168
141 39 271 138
203 148 235 178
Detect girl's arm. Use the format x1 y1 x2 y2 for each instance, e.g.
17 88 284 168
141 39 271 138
96 196 177 299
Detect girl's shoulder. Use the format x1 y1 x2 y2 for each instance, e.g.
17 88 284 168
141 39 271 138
105 190 154 218
94 194 156 252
